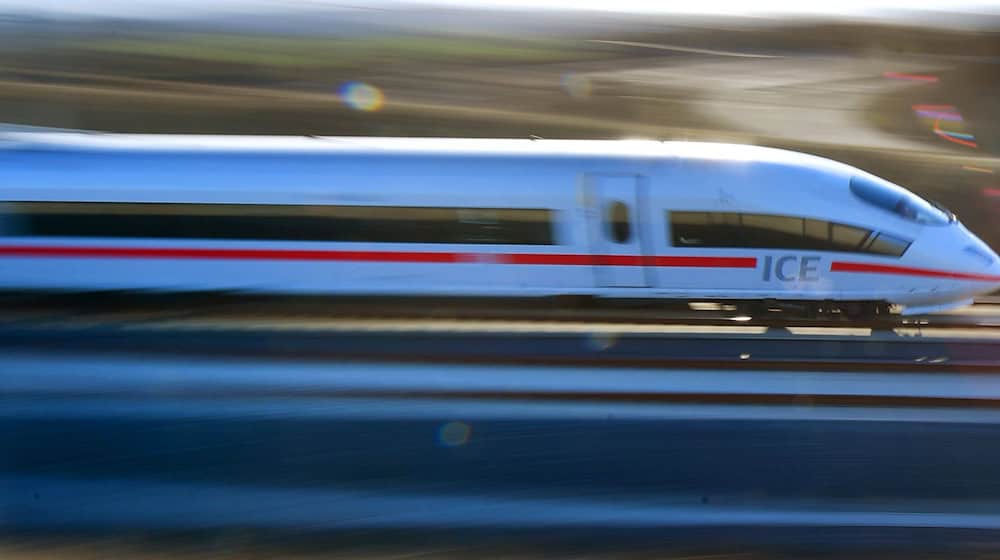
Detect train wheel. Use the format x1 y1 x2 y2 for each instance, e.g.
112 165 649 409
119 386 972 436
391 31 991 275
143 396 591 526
843 301 887 321
733 302 756 316
842 302 865 320
804 302 824 319
549 295 593 309
820 299 837 317
872 302 893 317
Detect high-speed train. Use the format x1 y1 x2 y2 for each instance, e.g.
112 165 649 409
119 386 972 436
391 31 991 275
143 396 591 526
0 129 997 316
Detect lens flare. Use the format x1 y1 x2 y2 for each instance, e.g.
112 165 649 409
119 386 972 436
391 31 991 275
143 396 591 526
438 421 471 447
339 81 384 112
561 73 591 99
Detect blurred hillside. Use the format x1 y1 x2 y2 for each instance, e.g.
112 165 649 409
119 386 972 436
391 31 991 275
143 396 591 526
0 12 996 140
1 8 999 245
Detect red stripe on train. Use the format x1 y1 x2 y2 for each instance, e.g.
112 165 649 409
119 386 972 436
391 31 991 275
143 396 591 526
0 245 758 268
5 247 996 282
831 261 1000 282
8 247 996 281
0 246 460 262
652 256 756 268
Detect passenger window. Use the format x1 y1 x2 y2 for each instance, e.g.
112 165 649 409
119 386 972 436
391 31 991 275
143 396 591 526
741 214 806 249
704 212 742 246
804 219 828 246
666 211 899 257
867 232 911 257
670 212 706 246
830 223 870 251
607 201 631 243
805 219 830 243
670 211 741 247
4 202 557 245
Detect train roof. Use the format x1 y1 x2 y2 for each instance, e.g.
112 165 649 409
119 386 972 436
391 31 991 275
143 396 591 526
0 128 850 173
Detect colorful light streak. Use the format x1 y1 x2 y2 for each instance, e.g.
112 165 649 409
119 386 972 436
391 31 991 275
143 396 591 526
912 104 977 149
963 166 995 174
884 72 939 83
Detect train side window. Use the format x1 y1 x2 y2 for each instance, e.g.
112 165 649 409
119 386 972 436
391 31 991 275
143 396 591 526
741 214 806 249
670 212 711 246
708 212 743 246
669 211 741 247
830 223 871 251
669 211 882 255
866 232 911 257
670 212 703 246
606 201 631 243
803 219 829 250
3 202 556 245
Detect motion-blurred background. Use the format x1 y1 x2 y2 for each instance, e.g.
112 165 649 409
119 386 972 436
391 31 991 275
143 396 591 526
2 1 999 244
4 3 1000 559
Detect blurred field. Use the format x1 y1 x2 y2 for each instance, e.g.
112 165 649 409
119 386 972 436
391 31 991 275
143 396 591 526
0 19 994 136
0 13 999 246
76 34 597 68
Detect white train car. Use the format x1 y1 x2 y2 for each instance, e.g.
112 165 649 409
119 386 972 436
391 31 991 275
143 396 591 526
0 131 996 316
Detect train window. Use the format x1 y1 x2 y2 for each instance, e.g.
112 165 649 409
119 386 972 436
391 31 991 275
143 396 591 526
670 211 741 247
670 212 706 246
804 219 829 246
3 202 555 245
708 212 742 245
741 214 806 249
606 201 631 243
866 232 911 257
830 223 871 251
668 211 899 257
850 175 951 225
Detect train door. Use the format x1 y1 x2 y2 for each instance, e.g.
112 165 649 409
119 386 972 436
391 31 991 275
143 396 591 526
586 174 650 287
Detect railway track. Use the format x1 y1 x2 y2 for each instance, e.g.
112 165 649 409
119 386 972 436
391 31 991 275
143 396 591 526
0 318 997 371
5 298 1000 545
0 293 998 332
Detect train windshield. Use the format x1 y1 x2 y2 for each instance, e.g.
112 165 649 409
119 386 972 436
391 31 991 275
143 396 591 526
849 174 952 225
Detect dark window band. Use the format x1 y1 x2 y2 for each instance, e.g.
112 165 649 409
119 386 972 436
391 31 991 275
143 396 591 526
2 202 555 245
669 211 910 257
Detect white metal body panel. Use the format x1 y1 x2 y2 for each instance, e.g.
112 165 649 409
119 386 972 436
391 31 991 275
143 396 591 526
586 173 648 288
0 132 996 312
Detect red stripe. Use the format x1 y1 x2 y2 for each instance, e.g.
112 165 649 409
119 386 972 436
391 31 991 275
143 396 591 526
652 256 756 268
595 254 646 266
505 253 594 266
831 261 1000 282
0 246 462 263
6 246 994 282
0 245 758 268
